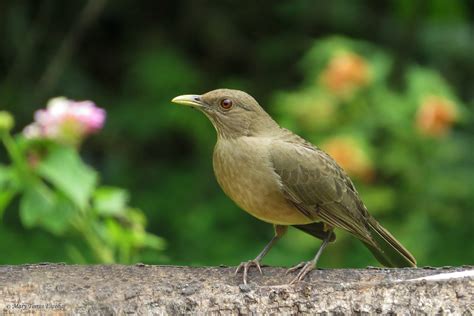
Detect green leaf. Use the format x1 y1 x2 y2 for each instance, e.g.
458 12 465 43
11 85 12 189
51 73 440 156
93 186 129 216
20 185 55 228
143 233 166 250
49 194 77 234
19 184 76 235
0 190 16 218
37 146 97 210
0 164 10 185
0 165 17 217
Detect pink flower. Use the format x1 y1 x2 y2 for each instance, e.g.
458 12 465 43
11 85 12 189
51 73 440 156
23 97 106 145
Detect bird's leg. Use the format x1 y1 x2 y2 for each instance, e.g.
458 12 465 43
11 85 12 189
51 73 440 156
287 229 334 284
235 225 287 284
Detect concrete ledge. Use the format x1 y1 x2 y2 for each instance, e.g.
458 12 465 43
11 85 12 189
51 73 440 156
0 264 473 314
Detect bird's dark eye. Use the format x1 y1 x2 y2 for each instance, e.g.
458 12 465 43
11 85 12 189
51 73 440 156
220 99 233 110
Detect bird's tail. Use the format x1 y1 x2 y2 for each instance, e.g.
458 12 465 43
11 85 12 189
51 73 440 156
363 218 417 268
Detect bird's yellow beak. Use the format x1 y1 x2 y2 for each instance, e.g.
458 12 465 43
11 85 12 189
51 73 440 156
171 95 203 108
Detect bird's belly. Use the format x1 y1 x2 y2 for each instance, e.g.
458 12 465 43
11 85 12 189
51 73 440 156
213 140 312 225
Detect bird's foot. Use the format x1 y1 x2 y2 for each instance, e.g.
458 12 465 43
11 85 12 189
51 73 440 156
235 259 263 285
286 261 314 284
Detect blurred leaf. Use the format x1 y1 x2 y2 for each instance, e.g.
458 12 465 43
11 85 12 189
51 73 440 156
0 165 17 217
20 184 75 235
406 67 456 101
49 194 77 234
273 89 337 133
66 245 87 264
19 184 75 235
93 186 129 216
0 165 11 185
37 146 97 210
358 186 396 215
103 218 124 246
19 185 53 228
0 191 16 219
143 233 166 250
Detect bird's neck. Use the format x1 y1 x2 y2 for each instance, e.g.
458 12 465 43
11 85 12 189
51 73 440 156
213 115 280 140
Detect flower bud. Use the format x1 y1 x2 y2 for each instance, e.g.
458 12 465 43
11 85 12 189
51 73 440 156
0 111 14 133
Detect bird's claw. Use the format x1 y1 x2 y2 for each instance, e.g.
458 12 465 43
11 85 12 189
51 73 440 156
286 261 314 284
285 262 306 274
235 259 263 284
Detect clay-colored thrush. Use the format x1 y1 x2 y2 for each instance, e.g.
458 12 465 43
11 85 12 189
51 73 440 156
172 89 416 284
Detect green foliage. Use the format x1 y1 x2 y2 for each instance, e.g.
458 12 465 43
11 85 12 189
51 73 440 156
20 184 71 234
37 146 97 211
0 1 472 268
94 187 129 216
0 131 165 263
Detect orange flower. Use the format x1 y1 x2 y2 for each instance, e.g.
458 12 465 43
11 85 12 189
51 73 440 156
320 52 371 97
321 136 374 182
416 96 458 137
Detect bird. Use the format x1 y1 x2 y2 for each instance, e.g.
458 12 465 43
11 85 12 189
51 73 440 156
171 89 416 284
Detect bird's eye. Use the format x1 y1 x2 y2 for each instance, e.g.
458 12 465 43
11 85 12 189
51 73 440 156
220 99 233 110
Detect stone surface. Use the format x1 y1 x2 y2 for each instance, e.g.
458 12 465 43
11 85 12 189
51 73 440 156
0 264 473 315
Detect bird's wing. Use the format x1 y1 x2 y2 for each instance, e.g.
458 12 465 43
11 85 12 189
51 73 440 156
269 134 374 244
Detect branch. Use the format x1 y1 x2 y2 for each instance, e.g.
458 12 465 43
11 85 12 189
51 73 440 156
0 264 472 314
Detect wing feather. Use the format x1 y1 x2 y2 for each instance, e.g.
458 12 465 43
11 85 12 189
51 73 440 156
270 132 374 244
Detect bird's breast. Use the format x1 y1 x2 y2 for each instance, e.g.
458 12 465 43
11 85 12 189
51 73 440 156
213 137 312 225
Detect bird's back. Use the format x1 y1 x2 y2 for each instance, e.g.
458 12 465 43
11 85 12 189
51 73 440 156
270 129 416 267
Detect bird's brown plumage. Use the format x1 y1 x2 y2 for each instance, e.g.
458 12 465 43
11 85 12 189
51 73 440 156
172 88 416 278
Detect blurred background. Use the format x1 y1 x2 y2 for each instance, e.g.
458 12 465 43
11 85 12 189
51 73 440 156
0 0 473 268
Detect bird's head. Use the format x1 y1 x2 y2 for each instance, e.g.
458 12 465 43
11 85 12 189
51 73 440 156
172 89 277 139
